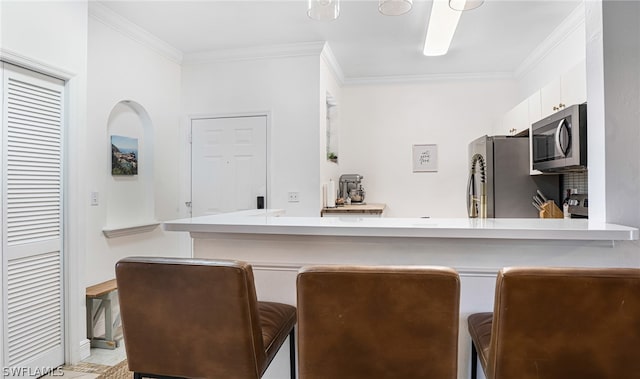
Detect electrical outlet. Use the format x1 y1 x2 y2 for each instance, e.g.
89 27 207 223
287 192 300 203
90 191 99 206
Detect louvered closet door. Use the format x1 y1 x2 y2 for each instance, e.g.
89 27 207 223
2 63 65 377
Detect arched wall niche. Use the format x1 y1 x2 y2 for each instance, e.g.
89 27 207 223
103 100 159 237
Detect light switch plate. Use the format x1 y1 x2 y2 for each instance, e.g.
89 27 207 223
90 191 99 206
287 192 299 202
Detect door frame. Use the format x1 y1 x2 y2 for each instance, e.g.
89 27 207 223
185 111 272 218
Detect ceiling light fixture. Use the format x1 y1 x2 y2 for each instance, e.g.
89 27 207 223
308 0 340 21
449 0 484 11
379 0 413 16
423 0 462 56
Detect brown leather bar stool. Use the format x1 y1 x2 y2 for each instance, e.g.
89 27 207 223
297 265 460 379
468 267 640 379
116 257 297 379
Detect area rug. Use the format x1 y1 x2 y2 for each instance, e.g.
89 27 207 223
61 361 111 375
97 360 132 379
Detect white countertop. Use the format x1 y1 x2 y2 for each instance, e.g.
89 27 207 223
163 210 638 241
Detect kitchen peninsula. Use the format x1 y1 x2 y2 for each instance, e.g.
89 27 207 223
164 211 639 379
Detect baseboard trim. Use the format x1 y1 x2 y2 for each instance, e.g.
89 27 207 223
79 339 91 361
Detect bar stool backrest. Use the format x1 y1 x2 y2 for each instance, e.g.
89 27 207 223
116 257 267 378
487 267 640 379
297 265 460 379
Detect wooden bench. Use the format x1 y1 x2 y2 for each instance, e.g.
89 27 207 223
86 279 121 349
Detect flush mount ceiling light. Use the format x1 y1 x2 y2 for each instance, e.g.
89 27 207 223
423 0 462 56
379 0 413 16
449 0 484 11
308 0 340 21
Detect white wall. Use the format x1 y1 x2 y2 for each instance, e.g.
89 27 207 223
86 11 185 288
1 0 89 365
181 54 321 216
340 79 517 218
0 1 87 75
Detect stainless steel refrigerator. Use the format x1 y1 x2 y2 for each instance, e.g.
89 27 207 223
467 135 559 218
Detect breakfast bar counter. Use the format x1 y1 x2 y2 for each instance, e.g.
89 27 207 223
163 211 639 379
164 210 637 241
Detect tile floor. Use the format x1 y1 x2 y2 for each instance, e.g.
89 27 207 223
82 344 127 367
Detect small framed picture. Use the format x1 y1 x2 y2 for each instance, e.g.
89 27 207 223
412 144 438 172
111 135 139 176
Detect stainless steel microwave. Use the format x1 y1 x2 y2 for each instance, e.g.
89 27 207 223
532 103 587 172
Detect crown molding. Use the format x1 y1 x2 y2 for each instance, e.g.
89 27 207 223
320 42 345 85
89 2 183 64
86 1 575 86
514 1 585 79
344 71 514 85
182 41 326 65
0 48 75 80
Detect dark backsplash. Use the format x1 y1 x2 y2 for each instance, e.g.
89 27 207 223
562 171 588 195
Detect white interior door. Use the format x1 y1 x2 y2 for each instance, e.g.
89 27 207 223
1 63 65 377
191 116 267 216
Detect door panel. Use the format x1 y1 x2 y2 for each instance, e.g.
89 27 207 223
2 63 65 377
191 116 267 217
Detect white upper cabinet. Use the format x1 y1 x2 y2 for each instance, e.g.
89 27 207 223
561 60 587 107
495 91 542 137
539 61 587 118
527 91 543 175
499 98 529 136
527 91 542 126
540 77 562 118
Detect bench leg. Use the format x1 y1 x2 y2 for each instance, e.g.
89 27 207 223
86 297 94 340
103 297 113 342
88 293 119 349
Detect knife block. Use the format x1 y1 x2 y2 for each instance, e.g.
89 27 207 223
539 201 563 218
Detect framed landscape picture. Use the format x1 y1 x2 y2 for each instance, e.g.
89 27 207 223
111 135 138 175
412 144 438 172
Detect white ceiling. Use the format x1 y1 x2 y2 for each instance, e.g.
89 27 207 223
98 0 582 80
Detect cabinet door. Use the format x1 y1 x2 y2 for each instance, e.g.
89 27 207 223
561 61 587 106
502 99 529 136
540 60 587 118
527 91 542 126
527 91 543 175
540 77 561 118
